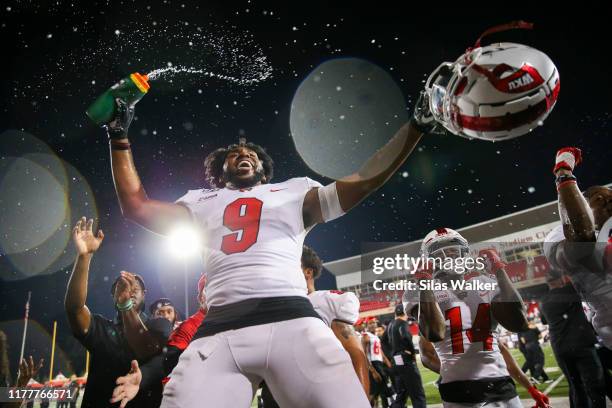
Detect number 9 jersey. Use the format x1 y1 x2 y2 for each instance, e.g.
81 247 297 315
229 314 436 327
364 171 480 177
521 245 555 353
433 274 510 384
176 177 323 307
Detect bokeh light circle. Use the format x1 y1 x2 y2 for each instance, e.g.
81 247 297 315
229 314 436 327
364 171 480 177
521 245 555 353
0 130 98 281
290 58 408 180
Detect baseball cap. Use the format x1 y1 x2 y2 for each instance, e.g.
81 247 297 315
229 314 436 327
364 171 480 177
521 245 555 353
149 298 175 315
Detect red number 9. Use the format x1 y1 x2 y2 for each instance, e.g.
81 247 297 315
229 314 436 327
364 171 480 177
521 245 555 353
221 198 263 255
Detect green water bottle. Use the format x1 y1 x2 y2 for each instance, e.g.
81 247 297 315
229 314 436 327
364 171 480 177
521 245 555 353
86 72 150 126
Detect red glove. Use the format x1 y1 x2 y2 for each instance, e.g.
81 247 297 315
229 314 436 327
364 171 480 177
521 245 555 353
553 147 582 175
528 385 550 408
478 248 506 273
413 261 433 280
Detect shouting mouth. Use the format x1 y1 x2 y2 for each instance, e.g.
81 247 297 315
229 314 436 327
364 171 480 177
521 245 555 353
237 160 254 171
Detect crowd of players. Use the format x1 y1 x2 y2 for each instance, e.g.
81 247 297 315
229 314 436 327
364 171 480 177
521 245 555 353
5 48 612 407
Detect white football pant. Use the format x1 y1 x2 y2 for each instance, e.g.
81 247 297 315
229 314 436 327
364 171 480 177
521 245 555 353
161 317 370 408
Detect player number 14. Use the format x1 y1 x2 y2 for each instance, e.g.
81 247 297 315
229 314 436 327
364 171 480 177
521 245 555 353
445 303 494 354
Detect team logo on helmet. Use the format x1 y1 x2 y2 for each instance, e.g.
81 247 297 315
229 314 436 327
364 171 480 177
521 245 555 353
424 21 560 142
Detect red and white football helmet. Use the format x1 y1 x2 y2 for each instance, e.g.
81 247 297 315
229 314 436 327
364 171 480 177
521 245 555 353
421 228 469 259
425 21 560 141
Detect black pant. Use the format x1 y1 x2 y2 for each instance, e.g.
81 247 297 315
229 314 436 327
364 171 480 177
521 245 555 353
390 358 426 408
530 344 549 381
555 347 606 408
596 345 612 400
370 360 392 408
523 344 549 381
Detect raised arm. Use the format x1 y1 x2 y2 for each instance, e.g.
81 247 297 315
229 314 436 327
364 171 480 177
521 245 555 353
106 100 191 235
302 93 435 227
415 270 445 342
334 120 423 210
553 147 596 242
419 290 445 343
65 218 103 337
331 321 370 395
10 356 44 408
479 249 528 333
114 272 169 360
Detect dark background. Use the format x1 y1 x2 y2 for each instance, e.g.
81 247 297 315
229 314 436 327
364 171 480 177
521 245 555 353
1 2 610 379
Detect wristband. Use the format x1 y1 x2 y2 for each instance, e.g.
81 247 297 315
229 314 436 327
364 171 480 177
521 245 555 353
110 140 131 151
116 298 134 312
556 174 577 191
555 174 576 184
490 259 507 273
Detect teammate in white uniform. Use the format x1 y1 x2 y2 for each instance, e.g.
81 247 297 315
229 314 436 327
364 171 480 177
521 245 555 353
302 245 370 393
261 245 370 407
363 324 385 365
544 147 612 348
104 90 437 406
362 318 393 407
407 228 529 407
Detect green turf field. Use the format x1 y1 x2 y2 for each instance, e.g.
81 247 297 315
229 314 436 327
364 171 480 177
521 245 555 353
416 343 567 405
250 342 568 407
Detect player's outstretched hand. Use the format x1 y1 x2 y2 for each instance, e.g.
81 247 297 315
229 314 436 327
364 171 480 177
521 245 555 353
111 360 142 408
16 356 44 387
528 385 551 408
105 98 135 140
553 147 582 175
72 217 104 256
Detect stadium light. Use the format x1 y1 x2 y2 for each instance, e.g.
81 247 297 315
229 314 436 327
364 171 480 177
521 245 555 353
166 225 202 316
167 225 201 259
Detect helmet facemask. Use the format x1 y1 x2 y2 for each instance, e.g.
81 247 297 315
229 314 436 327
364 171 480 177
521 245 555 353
422 236 470 280
424 49 480 138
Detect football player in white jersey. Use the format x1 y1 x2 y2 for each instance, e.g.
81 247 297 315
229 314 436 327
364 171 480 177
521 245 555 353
261 245 370 407
362 317 393 407
417 334 551 408
406 228 528 407
544 147 612 348
301 245 370 394
103 90 437 407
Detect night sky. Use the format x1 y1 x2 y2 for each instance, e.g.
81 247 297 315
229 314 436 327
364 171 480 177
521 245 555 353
1 2 610 378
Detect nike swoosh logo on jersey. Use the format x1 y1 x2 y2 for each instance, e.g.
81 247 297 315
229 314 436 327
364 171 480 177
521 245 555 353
270 188 288 192
198 351 207 361
197 194 218 202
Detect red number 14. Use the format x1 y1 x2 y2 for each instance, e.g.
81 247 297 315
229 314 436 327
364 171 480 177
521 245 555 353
445 303 493 354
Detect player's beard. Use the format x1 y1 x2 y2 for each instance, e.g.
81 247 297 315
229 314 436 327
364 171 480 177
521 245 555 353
223 166 265 189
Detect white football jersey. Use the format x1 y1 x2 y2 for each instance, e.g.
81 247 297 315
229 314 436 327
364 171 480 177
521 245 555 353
433 275 509 384
308 290 360 327
176 177 322 307
544 218 612 348
363 331 384 363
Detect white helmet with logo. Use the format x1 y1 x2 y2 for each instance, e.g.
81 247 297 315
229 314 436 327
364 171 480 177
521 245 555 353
421 228 469 259
425 21 560 142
